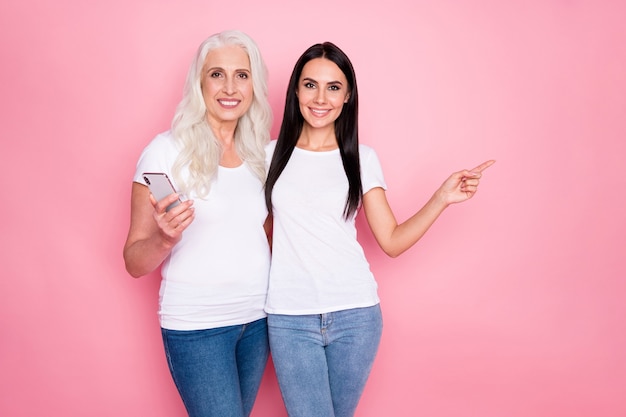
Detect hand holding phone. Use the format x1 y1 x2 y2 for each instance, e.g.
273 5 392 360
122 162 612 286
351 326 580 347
142 172 182 212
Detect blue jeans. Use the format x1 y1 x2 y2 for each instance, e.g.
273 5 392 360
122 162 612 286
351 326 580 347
161 318 269 417
268 305 383 417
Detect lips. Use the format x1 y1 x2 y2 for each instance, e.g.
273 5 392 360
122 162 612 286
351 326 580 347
310 108 330 117
218 99 240 108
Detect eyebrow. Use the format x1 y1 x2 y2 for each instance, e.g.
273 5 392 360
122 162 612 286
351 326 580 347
302 77 343 86
206 67 251 73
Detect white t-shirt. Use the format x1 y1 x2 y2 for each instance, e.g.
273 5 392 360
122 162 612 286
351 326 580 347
265 140 387 315
134 131 270 330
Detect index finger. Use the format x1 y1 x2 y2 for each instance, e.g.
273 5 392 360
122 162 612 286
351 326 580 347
470 160 496 173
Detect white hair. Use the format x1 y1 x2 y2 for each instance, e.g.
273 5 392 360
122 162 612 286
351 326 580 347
170 30 272 197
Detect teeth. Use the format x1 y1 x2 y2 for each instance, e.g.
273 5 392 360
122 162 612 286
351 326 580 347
219 100 238 106
312 109 329 115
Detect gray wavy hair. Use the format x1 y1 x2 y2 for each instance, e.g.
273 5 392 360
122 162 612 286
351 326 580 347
171 30 272 197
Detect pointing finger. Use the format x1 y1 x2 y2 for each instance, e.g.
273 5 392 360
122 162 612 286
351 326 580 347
470 159 496 173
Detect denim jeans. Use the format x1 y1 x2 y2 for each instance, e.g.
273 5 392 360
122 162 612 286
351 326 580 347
161 318 269 417
268 305 383 417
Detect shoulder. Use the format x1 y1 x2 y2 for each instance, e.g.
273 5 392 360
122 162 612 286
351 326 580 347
358 144 380 163
136 131 179 168
265 139 278 153
140 131 178 157
265 139 278 161
146 130 176 149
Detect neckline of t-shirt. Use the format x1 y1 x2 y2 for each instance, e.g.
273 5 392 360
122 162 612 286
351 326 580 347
218 162 245 170
294 146 340 154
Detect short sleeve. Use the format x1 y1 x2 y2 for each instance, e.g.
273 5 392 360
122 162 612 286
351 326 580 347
360 145 387 194
132 131 180 187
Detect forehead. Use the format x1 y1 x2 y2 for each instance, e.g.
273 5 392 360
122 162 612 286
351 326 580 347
203 45 250 70
300 58 346 82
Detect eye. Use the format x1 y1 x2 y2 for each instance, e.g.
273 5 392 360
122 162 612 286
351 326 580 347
209 71 223 78
304 82 316 89
329 85 340 91
237 72 249 79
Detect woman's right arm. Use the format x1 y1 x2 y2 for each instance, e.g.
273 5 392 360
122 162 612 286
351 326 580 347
362 160 495 258
123 182 195 278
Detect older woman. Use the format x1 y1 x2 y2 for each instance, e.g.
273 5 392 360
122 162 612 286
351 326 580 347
123 30 272 417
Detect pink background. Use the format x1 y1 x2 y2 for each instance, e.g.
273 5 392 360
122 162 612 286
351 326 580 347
1 1 625 416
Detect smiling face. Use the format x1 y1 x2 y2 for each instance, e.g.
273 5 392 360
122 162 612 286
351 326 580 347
297 57 350 132
201 45 253 127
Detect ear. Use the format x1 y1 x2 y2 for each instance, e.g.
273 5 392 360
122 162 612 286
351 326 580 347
344 92 350 103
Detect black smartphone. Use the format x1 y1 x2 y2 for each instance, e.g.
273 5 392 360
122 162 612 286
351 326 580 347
142 172 181 212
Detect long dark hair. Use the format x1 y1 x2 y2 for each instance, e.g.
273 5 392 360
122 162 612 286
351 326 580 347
265 42 362 219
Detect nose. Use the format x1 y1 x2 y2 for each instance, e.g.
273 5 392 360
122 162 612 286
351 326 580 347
314 88 326 104
222 76 235 94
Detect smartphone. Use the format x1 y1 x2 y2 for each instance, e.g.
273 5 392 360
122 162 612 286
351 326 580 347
141 172 181 212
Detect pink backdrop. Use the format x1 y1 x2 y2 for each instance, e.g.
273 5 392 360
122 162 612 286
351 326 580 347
2 1 625 416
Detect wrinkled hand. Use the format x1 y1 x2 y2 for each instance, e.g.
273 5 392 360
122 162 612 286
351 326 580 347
437 160 495 205
150 193 195 245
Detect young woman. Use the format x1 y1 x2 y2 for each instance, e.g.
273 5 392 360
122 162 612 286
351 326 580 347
123 30 272 417
264 42 494 417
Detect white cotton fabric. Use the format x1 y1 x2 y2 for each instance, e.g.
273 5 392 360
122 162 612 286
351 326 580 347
265 140 387 315
134 131 270 330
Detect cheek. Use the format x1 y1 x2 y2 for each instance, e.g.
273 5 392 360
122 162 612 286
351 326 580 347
296 91 311 107
298 98 311 116
244 83 254 98
335 92 349 105
201 81 219 100
237 81 253 97
328 98 346 113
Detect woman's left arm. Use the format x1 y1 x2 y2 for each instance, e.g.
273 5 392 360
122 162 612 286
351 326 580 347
362 160 495 258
